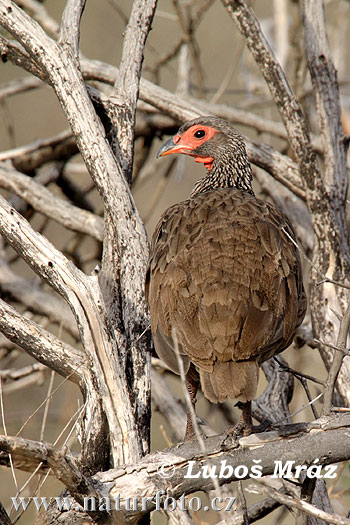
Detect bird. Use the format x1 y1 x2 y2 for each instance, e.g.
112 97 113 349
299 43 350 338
145 116 306 440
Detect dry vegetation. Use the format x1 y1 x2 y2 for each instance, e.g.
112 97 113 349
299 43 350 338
0 0 350 524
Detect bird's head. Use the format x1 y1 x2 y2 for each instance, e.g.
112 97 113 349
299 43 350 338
157 116 253 195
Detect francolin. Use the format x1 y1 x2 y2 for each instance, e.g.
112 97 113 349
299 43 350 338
146 116 306 439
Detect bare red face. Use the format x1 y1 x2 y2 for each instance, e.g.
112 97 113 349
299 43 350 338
157 124 218 171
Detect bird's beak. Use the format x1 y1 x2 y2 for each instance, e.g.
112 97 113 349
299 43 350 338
156 136 193 158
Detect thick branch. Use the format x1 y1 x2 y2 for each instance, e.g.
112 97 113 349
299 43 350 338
0 35 45 80
0 434 96 499
0 298 84 384
221 0 319 193
0 164 103 240
0 0 151 464
0 130 78 172
0 260 79 340
112 0 157 183
302 0 350 410
2 416 349 523
90 414 350 521
59 0 86 61
302 1 348 196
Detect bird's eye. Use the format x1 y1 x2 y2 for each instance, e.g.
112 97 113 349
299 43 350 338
194 129 206 139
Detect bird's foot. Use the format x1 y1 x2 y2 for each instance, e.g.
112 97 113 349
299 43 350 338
220 426 240 450
230 417 271 436
221 400 271 448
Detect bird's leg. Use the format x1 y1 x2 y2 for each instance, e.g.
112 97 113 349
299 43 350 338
229 401 270 437
234 401 253 436
184 365 200 441
221 401 253 448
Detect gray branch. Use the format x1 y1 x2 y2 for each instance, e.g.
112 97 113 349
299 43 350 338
1 415 350 523
0 298 84 384
0 163 103 240
0 0 152 466
112 0 157 183
0 259 79 340
59 0 86 61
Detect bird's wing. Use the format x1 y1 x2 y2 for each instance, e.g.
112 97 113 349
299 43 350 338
146 189 306 375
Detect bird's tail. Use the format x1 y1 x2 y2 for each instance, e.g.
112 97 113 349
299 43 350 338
199 360 259 403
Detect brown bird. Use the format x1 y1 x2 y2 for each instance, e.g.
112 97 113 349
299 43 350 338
145 116 306 440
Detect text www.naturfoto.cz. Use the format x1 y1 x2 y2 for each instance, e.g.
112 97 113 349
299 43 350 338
11 493 237 513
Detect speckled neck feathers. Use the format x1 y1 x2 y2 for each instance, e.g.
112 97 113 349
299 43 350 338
191 155 253 197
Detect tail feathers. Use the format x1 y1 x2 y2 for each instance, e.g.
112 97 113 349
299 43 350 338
199 361 259 403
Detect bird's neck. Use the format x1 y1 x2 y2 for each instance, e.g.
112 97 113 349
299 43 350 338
191 158 254 197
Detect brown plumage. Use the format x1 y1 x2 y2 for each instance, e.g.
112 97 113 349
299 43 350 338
145 116 306 439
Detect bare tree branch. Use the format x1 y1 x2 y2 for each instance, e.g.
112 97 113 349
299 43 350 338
0 164 103 240
0 434 97 500
0 130 78 172
0 298 84 384
221 0 319 191
93 414 350 520
248 479 349 525
112 0 157 183
59 0 86 62
302 0 350 413
15 0 59 38
302 0 348 194
322 302 350 414
0 35 45 80
0 75 42 100
0 0 151 465
0 260 79 340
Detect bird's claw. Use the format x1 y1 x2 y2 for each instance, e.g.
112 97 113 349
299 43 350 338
220 427 240 450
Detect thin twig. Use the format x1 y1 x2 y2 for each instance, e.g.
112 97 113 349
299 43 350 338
39 370 55 442
0 377 18 491
275 393 323 425
314 339 350 357
247 480 350 525
172 327 227 513
322 302 350 415
316 278 350 292
274 357 326 386
237 481 249 525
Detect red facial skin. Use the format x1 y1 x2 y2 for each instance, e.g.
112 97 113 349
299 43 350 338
159 125 218 171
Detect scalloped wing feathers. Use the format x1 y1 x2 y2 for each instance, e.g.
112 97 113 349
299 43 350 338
146 189 306 402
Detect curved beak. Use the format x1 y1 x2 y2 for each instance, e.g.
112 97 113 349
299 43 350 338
156 136 193 158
